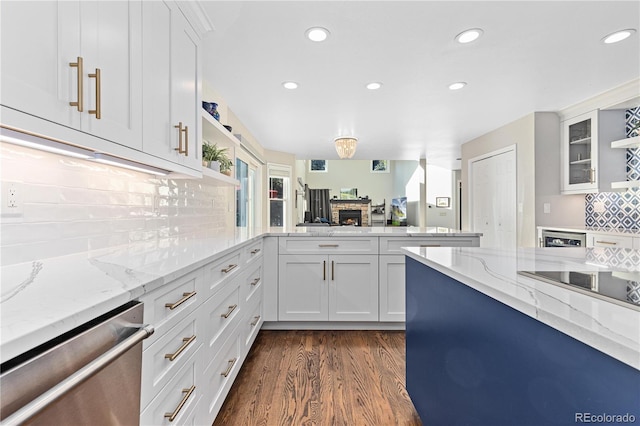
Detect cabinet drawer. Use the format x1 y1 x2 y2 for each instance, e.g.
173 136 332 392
199 325 242 425
589 234 635 249
141 268 204 348
140 348 200 426
379 236 480 254
244 239 264 264
203 249 243 297
241 261 263 304
141 309 201 410
279 237 378 255
243 299 263 351
202 280 241 353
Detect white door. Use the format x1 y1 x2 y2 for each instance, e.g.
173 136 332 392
142 0 200 168
80 1 142 149
278 254 328 321
329 255 379 321
378 255 405 322
470 147 517 249
0 1 81 129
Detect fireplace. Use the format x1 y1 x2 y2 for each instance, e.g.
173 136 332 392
339 209 362 226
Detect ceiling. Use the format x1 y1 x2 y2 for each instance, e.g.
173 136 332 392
198 1 640 169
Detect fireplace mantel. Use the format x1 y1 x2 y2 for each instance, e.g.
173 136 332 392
330 199 372 204
330 200 372 226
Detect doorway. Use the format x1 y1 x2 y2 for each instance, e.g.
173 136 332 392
469 146 517 249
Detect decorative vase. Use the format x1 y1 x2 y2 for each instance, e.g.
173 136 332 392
209 160 221 172
211 103 220 121
222 169 232 177
202 160 210 168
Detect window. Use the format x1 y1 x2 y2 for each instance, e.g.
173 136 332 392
267 164 292 228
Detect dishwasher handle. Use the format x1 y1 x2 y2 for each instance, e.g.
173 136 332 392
0 324 154 426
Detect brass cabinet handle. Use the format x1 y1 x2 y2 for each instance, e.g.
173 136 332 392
250 248 261 254
589 168 595 184
164 335 196 361
221 304 238 319
221 264 238 273
183 125 189 156
88 68 101 119
596 240 617 245
250 277 260 286
318 244 339 248
250 315 261 327
165 291 196 310
174 122 186 154
164 386 195 422
221 358 237 377
323 260 326 281
331 260 334 281
69 57 84 111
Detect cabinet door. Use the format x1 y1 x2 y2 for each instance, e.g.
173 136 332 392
379 255 406 322
587 233 635 249
562 111 598 193
278 254 328 321
80 0 142 149
142 1 200 169
329 255 379 321
0 1 81 129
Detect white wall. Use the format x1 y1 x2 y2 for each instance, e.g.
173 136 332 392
426 165 456 228
0 143 235 265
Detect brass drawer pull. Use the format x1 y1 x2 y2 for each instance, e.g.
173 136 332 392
250 248 261 254
420 244 441 247
221 264 238 273
88 68 101 119
250 315 261 327
164 291 196 310
318 244 339 248
164 385 195 422
221 358 237 377
165 335 196 361
221 304 238 319
250 277 261 286
69 57 84 111
596 240 617 245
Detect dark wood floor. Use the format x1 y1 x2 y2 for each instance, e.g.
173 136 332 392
213 329 422 426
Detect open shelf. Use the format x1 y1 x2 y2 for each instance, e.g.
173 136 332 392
569 137 591 145
611 180 640 191
569 158 592 165
610 135 640 149
202 109 240 148
202 166 239 185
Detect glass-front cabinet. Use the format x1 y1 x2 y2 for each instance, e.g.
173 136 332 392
561 110 626 195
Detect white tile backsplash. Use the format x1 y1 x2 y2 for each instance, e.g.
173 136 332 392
1 143 234 265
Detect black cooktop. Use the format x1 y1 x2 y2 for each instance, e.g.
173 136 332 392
518 270 640 310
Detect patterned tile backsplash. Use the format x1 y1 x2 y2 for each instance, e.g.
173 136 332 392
585 106 640 230
0 143 235 265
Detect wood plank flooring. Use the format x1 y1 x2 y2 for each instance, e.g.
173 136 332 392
213 330 422 426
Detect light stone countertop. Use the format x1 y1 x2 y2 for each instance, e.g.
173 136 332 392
537 225 640 237
0 226 481 363
402 246 640 370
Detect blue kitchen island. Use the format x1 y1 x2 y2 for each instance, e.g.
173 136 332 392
403 247 640 426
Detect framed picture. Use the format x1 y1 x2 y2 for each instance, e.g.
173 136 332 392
340 188 358 200
309 159 328 172
371 160 389 173
436 197 450 208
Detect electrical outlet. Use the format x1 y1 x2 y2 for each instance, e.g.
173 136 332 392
543 203 551 214
1 182 24 216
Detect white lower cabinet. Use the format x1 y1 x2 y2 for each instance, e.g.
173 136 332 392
140 241 264 425
587 232 636 249
278 254 379 321
379 255 406 322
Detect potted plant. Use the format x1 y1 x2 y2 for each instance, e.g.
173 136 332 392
220 156 233 176
202 142 230 173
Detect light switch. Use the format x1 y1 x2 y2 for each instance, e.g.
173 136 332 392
543 203 551 214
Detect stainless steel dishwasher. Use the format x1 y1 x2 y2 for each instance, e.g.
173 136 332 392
0 301 154 425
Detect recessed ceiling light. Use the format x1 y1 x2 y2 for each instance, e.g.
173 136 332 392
366 82 383 90
455 28 483 44
282 81 298 90
305 27 330 42
448 82 467 90
602 29 636 44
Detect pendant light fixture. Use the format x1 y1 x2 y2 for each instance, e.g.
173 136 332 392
334 137 358 159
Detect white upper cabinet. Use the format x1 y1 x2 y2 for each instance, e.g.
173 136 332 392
561 110 627 194
0 0 142 149
142 0 201 172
